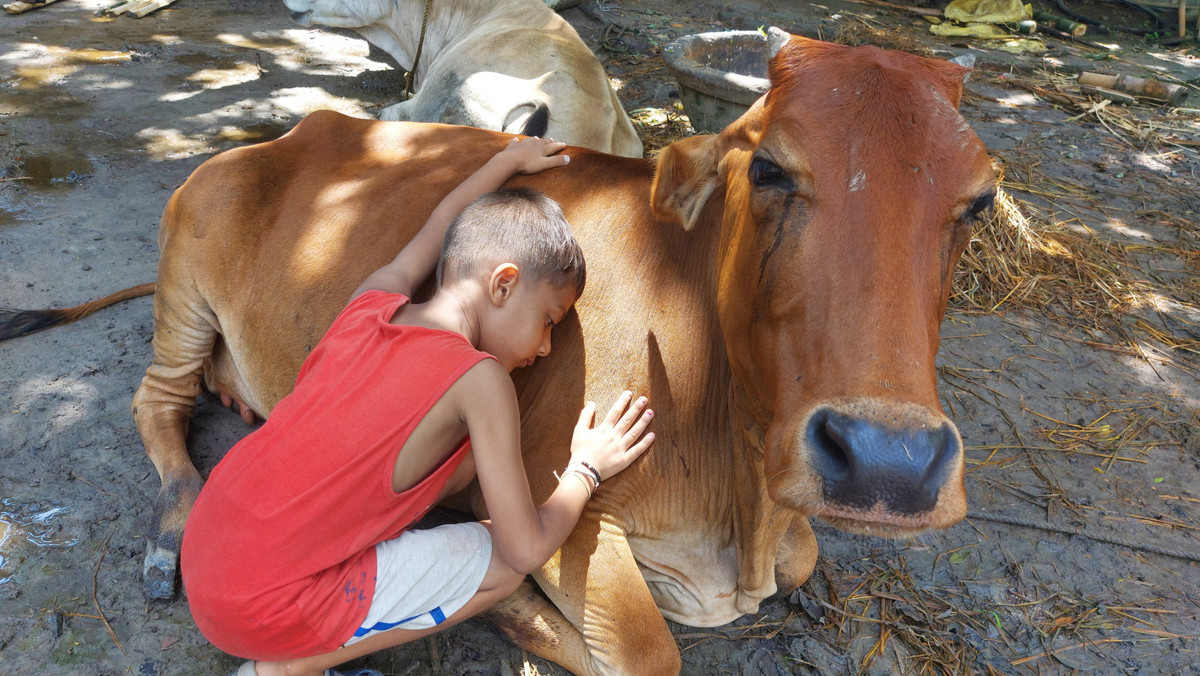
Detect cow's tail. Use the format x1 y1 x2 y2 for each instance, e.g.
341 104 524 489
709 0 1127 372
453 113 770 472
0 282 156 341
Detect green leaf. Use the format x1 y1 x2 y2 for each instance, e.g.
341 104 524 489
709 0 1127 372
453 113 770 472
988 609 1003 631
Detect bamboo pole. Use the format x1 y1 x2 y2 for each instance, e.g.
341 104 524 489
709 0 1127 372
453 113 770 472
4 0 64 15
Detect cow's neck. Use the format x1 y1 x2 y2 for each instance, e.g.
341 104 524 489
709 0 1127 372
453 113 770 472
729 378 794 613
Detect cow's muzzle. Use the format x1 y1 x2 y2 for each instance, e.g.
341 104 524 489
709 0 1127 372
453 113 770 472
805 404 960 517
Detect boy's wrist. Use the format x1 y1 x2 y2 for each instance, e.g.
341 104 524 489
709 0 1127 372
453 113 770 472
565 460 602 486
555 468 595 499
489 149 522 174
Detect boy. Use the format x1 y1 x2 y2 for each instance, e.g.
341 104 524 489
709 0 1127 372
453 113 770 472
180 136 655 676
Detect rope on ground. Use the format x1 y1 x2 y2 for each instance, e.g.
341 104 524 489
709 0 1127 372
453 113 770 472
600 21 634 53
967 509 1200 563
579 1 639 54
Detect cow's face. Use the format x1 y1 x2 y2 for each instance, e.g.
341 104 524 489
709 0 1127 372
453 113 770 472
283 0 391 28
653 35 995 537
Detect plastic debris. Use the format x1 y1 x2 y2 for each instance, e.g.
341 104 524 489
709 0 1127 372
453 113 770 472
944 0 1031 24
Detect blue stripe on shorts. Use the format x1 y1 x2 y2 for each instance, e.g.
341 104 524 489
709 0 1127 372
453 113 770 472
353 605 447 637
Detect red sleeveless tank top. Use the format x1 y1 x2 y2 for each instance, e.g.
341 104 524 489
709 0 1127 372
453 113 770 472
181 290 493 659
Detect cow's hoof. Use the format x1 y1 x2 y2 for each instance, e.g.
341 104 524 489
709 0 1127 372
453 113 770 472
143 540 178 599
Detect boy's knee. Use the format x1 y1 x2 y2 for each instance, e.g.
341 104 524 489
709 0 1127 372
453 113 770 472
477 553 526 602
482 566 525 599
498 569 525 597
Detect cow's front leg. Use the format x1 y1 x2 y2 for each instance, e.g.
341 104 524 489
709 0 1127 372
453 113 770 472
377 99 417 122
486 517 681 676
478 579 591 671
775 515 818 593
131 291 217 598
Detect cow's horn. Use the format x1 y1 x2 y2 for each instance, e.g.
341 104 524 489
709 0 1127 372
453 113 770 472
767 26 790 59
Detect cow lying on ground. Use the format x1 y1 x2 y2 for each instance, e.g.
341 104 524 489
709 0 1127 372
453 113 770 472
284 0 644 158
1 30 995 674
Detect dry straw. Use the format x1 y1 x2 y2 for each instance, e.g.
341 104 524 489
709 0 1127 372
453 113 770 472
951 181 1151 330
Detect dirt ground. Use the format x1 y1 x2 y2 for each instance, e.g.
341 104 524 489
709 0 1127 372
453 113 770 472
2 0 1199 674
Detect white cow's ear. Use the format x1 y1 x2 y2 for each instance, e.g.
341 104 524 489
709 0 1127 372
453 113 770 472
767 26 791 59
651 134 721 231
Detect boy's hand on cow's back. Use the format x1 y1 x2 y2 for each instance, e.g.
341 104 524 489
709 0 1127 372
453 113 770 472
571 392 655 481
498 136 570 175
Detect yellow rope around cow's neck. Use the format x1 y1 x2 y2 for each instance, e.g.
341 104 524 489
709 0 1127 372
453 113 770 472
403 0 433 100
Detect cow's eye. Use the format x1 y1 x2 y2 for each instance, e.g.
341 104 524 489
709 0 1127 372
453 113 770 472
749 156 792 190
966 191 995 223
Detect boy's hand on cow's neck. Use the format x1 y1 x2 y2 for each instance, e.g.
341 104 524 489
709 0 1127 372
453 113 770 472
570 391 655 481
349 136 567 304
495 136 570 175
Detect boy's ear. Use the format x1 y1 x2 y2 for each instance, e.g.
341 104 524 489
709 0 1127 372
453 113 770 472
489 263 520 306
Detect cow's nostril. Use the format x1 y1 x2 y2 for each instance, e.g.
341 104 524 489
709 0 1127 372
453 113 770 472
810 410 850 483
806 407 957 515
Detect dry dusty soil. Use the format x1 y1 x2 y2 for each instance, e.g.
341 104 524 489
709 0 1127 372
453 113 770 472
2 0 1199 674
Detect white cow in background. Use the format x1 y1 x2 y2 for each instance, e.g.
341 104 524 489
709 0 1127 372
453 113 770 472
284 0 644 158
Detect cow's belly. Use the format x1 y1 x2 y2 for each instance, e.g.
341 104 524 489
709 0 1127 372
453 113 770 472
629 533 741 627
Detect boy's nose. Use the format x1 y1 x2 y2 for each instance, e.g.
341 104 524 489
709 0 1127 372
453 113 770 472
538 334 551 357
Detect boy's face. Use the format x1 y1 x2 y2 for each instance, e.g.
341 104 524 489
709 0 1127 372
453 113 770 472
486 277 577 373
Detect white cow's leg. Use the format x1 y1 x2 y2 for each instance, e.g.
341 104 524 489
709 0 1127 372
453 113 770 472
378 99 417 121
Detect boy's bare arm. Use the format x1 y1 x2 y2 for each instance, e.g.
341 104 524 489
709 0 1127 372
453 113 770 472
454 362 654 575
350 137 570 302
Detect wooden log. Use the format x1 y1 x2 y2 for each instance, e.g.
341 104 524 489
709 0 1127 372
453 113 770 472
1036 23 1108 49
1079 85 1138 105
1032 10 1088 37
103 0 139 15
122 0 155 14
1004 19 1039 35
103 0 173 16
1078 71 1188 105
4 0 64 15
131 0 177 17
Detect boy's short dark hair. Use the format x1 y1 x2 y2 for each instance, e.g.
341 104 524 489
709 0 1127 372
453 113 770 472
437 187 586 297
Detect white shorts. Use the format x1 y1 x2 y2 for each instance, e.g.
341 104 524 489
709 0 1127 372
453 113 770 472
344 522 492 645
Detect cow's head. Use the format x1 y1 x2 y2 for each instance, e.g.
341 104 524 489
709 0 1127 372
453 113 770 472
653 33 995 537
283 0 392 28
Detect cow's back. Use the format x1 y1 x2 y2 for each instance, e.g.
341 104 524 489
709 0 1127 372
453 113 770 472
161 112 697 422
161 113 510 411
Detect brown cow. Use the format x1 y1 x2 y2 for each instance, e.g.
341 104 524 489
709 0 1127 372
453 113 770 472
2 32 995 674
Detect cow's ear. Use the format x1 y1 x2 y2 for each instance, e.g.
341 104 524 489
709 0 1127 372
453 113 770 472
651 134 721 231
938 54 975 109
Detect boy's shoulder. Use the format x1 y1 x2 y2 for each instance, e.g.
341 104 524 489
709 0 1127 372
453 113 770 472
449 357 518 419
453 356 512 395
